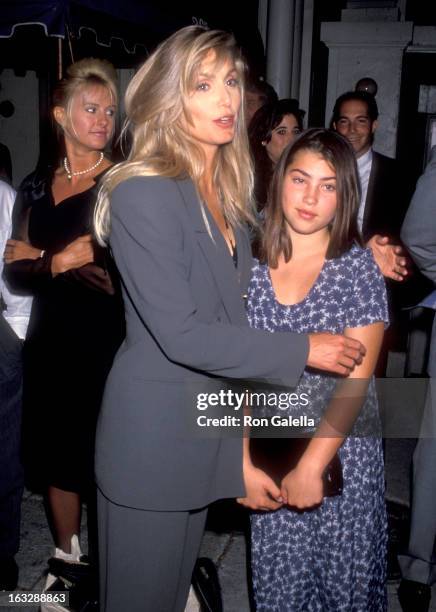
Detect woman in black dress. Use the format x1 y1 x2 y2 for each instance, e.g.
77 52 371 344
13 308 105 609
4 58 124 556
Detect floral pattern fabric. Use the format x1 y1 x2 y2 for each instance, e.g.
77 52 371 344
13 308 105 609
247 245 389 611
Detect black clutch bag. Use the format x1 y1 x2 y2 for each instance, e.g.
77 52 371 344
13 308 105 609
192 557 223 612
250 437 343 499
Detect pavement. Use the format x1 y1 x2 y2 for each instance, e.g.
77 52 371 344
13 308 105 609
5 437 434 612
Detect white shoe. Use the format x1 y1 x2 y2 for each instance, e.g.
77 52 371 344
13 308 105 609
185 585 201 612
42 535 83 612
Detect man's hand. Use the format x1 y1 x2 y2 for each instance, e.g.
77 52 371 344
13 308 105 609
367 234 409 281
307 332 365 375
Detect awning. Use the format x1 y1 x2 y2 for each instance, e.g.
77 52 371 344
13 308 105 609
0 0 191 54
1 1 264 59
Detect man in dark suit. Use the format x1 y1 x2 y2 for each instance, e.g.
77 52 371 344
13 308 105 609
332 90 408 244
332 91 414 375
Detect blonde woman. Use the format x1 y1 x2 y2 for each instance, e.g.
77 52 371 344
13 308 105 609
93 26 364 611
4 59 124 562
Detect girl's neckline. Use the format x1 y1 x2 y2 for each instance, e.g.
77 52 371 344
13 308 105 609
266 258 328 308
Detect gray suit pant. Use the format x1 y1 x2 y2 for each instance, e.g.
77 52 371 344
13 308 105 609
97 488 208 612
398 379 436 585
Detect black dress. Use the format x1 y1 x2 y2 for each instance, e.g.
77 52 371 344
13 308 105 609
5 169 125 494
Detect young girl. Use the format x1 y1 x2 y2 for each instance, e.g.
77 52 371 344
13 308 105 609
241 128 388 611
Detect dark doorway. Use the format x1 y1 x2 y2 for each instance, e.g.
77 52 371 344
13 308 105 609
396 51 436 198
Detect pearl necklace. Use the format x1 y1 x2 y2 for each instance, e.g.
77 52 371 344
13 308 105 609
63 152 104 180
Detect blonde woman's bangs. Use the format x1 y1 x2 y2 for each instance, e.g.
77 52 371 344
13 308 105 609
182 32 243 93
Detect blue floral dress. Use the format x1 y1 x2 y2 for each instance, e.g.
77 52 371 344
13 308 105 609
247 245 389 612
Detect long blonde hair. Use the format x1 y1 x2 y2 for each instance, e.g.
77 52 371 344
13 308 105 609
94 26 255 244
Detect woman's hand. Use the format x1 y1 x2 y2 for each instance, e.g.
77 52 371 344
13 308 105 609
307 332 365 375
367 234 409 281
4 239 42 263
51 234 94 275
281 462 324 510
237 460 283 512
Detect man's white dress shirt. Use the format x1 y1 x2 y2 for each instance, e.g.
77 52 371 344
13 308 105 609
356 147 373 233
0 180 32 339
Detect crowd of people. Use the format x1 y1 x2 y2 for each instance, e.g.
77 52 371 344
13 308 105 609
0 23 435 612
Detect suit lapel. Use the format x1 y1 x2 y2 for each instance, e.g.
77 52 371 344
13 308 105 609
175 178 249 326
362 152 378 239
235 224 253 295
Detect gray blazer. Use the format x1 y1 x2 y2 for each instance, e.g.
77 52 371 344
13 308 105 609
95 176 308 511
401 146 436 377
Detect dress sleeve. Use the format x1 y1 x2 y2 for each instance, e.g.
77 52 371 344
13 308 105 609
5 182 117 296
59 248 118 295
4 186 54 293
345 248 389 329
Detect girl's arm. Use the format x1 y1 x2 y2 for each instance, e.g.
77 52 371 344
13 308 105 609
280 321 384 509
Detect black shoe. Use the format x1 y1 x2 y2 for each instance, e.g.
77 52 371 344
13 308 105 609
0 557 18 591
387 545 401 582
398 579 431 612
46 557 98 611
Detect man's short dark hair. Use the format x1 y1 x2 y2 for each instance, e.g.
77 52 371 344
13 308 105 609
332 91 379 124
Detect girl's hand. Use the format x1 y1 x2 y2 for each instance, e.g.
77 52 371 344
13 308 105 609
4 239 42 263
51 235 94 275
281 463 324 509
237 460 283 511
